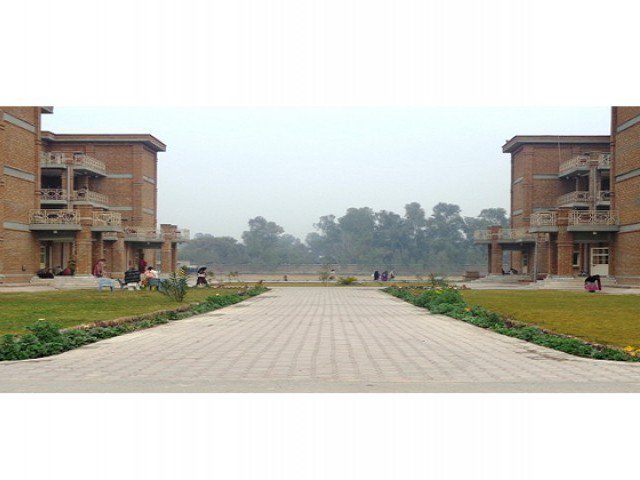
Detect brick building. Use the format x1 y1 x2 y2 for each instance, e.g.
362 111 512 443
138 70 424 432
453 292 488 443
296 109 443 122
0 106 188 284
475 107 640 286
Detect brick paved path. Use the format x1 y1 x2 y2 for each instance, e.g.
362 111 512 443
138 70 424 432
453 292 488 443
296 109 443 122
1 287 640 392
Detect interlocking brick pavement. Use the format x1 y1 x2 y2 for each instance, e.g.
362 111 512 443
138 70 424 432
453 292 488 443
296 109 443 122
1 287 640 392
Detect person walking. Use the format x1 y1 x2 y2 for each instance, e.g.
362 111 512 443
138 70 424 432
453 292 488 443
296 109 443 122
196 266 209 287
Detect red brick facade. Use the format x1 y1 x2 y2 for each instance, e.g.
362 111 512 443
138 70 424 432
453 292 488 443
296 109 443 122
0 107 188 284
476 107 640 285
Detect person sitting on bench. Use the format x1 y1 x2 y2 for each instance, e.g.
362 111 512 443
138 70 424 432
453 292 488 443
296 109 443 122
143 266 160 290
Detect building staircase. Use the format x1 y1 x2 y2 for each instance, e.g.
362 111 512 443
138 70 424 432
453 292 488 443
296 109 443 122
534 276 617 290
29 275 109 290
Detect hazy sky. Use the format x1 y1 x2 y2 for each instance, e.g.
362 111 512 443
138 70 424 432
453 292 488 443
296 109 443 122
43 107 610 240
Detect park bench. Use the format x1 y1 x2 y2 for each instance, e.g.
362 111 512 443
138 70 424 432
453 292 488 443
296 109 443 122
117 270 142 290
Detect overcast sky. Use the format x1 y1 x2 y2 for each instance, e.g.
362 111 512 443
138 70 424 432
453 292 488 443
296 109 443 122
43 107 610 239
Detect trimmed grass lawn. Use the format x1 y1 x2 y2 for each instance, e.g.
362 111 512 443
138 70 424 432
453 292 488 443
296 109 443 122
461 290 640 350
0 287 243 335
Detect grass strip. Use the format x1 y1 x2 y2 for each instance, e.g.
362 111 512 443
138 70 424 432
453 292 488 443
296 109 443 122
385 286 638 362
0 287 268 362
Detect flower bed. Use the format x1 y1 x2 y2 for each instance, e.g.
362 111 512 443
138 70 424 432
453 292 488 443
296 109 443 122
0 287 268 361
385 286 638 362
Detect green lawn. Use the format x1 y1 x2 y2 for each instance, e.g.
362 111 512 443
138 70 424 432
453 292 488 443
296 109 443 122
461 290 640 350
0 287 243 335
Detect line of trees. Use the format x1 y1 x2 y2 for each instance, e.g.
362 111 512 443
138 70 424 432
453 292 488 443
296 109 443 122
179 202 508 271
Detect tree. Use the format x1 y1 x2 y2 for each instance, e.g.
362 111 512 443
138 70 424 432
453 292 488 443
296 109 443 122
179 234 248 265
241 216 285 266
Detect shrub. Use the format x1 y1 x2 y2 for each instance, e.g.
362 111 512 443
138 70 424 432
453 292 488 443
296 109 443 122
159 271 189 302
336 276 358 286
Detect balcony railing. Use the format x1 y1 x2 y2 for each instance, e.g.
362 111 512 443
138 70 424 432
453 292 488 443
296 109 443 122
596 190 611 202
40 152 67 167
93 211 122 227
569 210 618 227
124 227 164 242
530 211 557 227
557 191 590 206
29 209 79 225
169 229 190 242
71 189 109 206
473 228 536 242
40 152 107 176
473 230 492 241
500 228 537 241
559 152 611 175
39 188 67 202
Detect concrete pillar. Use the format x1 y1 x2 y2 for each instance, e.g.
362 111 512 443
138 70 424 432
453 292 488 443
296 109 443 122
92 234 104 264
160 224 177 273
74 206 94 275
111 233 126 277
171 244 178 271
556 210 574 277
489 225 503 274
588 159 599 209
548 236 557 275
75 228 93 275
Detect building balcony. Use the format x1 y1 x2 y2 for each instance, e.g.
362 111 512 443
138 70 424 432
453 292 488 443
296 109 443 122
92 212 122 232
596 190 611 206
167 228 190 243
124 227 164 244
530 209 618 232
40 152 107 176
568 210 619 232
473 228 537 244
558 152 611 177
557 191 590 207
529 211 558 233
29 209 81 231
39 188 68 205
102 231 119 241
71 189 110 207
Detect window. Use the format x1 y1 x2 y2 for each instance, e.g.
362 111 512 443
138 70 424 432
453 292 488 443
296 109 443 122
572 246 580 267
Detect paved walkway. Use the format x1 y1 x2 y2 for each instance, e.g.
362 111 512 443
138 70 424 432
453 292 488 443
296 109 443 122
1 287 640 392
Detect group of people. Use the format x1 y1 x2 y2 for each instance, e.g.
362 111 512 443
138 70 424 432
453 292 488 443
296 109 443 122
373 270 396 282
36 264 73 278
92 258 161 290
501 267 519 275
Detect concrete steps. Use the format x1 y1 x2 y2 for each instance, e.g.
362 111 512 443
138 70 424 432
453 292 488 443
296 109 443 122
471 274 534 284
30 276 106 290
535 276 617 290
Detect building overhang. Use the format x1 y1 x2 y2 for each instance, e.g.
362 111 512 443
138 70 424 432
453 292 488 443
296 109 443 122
41 131 167 152
567 225 619 232
529 226 559 233
29 224 82 231
41 107 54 114
124 239 164 248
502 135 610 153
91 226 123 233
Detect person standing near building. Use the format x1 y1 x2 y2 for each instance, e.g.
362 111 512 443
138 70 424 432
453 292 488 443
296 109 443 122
93 258 106 277
138 256 147 274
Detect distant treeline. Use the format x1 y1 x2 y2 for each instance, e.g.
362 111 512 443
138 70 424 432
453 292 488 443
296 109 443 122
179 202 508 271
